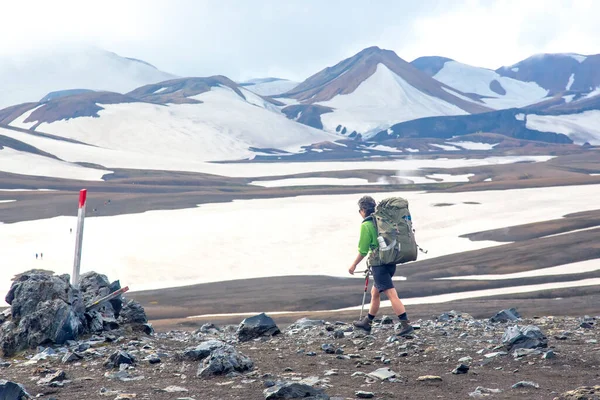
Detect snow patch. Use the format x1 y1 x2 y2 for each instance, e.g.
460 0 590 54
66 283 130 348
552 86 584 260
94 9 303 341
511 67 519 72
367 145 403 153
526 111 600 145
449 141 498 150
250 177 372 187
566 73 575 90
433 61 548 109
563 94 576 103
430 143 461 151
568 54 587 63
153 87 168 94
484 178 492 182
0 200 16 204
405 148 420 153
243 79 299 96
515 113 525 121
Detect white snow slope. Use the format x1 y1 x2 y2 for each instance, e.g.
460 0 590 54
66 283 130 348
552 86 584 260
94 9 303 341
241 79 299 96
433 61 548 109
318 64 469 137
525 110 600 145
11 86 339 164
0 47 176 109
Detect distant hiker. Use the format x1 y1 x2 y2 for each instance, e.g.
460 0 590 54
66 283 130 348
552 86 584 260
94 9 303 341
70 228 72 233
349 195 417 336
35 253 38 260
40 253 43 260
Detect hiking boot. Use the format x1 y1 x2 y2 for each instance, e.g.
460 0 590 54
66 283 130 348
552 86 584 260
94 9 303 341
395 320 414 337
353 316 372 332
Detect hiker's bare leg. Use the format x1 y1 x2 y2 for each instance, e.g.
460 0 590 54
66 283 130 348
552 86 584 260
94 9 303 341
383 288 406 316
368 284 380 316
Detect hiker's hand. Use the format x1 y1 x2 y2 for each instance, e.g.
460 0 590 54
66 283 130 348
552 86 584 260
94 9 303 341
348 265 356 275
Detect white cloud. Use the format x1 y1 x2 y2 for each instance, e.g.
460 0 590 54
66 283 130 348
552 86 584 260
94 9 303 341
0 0 598 80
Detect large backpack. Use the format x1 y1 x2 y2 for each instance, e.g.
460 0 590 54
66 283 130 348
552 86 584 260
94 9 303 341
367 197 418 267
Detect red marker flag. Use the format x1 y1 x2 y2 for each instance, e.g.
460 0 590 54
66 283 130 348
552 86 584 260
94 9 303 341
72 189 87 287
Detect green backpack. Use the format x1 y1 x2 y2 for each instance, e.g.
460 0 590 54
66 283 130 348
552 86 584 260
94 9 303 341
367 197 419 267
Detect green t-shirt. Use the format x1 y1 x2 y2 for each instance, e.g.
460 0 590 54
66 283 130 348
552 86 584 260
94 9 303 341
358 219 378 256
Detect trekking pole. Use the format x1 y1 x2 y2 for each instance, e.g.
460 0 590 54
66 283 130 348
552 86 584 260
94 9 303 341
359 267 371 320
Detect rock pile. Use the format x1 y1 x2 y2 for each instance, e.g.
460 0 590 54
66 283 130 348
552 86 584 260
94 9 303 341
0 270 150 357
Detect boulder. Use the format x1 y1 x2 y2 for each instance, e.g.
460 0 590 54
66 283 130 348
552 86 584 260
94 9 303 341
490 308 521 323
502 325 547 351
196 345 253 378
1 271 85 356
288 318 325 330
263 382 329 399
104 350 136 369
181 340 226 361
237 313 280 342
554 385 600 400
0 380 30 399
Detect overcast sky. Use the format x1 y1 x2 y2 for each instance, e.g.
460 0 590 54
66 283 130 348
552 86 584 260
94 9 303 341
2 0 599 81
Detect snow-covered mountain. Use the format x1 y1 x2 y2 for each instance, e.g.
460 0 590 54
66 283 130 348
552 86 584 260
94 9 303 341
0 76 339 173
277 47 491 137
496 53 600 94
239 78 299 96
412 56 549 109
0 47 177 109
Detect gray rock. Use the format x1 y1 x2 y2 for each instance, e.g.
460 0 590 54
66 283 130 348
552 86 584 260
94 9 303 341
367 367 396 381
0 380 30 399
263 382 329 399
181 340 226 361
355 391 375 399
37 370 66 386
104 350 136 369
380 315 394 325
196 345 253 378
452 364 469 374
288 318 325 329
469 387 502 397
237 313 280 342
502 325 547 351
580 322 594 329
146 354 161 364
458 356 472 364
62 352 83 363
333 330 344 339
490 308 521 323
512 348 542 358
321 344 335 354
118 300 148 325
543 350 556 359
512 381 539 389
306 352 316 357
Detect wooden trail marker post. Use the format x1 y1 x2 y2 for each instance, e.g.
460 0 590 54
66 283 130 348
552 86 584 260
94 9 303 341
72 189 87 287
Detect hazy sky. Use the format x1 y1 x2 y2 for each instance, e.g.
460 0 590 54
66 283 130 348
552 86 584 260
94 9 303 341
2 0 599 81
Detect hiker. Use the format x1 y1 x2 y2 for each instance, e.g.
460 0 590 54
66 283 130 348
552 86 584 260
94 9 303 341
35 253 38 260
40 253 43 260
348 195 414 336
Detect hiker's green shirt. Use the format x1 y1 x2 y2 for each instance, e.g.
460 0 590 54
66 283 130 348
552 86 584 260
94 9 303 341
358 219 378 256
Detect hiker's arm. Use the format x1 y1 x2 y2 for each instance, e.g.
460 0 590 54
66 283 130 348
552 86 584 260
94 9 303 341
349 253 366 275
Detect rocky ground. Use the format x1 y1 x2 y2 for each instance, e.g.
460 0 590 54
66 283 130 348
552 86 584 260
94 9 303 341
1 309 599 400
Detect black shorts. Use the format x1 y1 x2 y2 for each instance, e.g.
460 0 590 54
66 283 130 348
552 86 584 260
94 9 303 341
372 264 396 292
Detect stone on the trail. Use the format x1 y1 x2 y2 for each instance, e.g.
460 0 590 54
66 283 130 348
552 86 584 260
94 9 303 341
62 351 83 363
104 350 136 369
381 315 394 325
288 318 325 329
237 313 280 342
543 350 556 359
356 391 375 399
306 352 316 357
469 387 502 397
502 325 547 351
452 364 470 374
580 322 594 329
555 385 600 400
490 308 521 323
114 394 136 400
484 351 508 358
512 381 539 389
146 354 161 364
160 386 189 393
367 367 396 381
181 340 226 361
458 356 473 364
333 330 345 339
417 375 443 382
0 380 30 399
196 345 253 378
321 343 336 354
263 382 329 399
198 323 220 334
37 370 67 386
513 348 542 358
119 300 148 325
